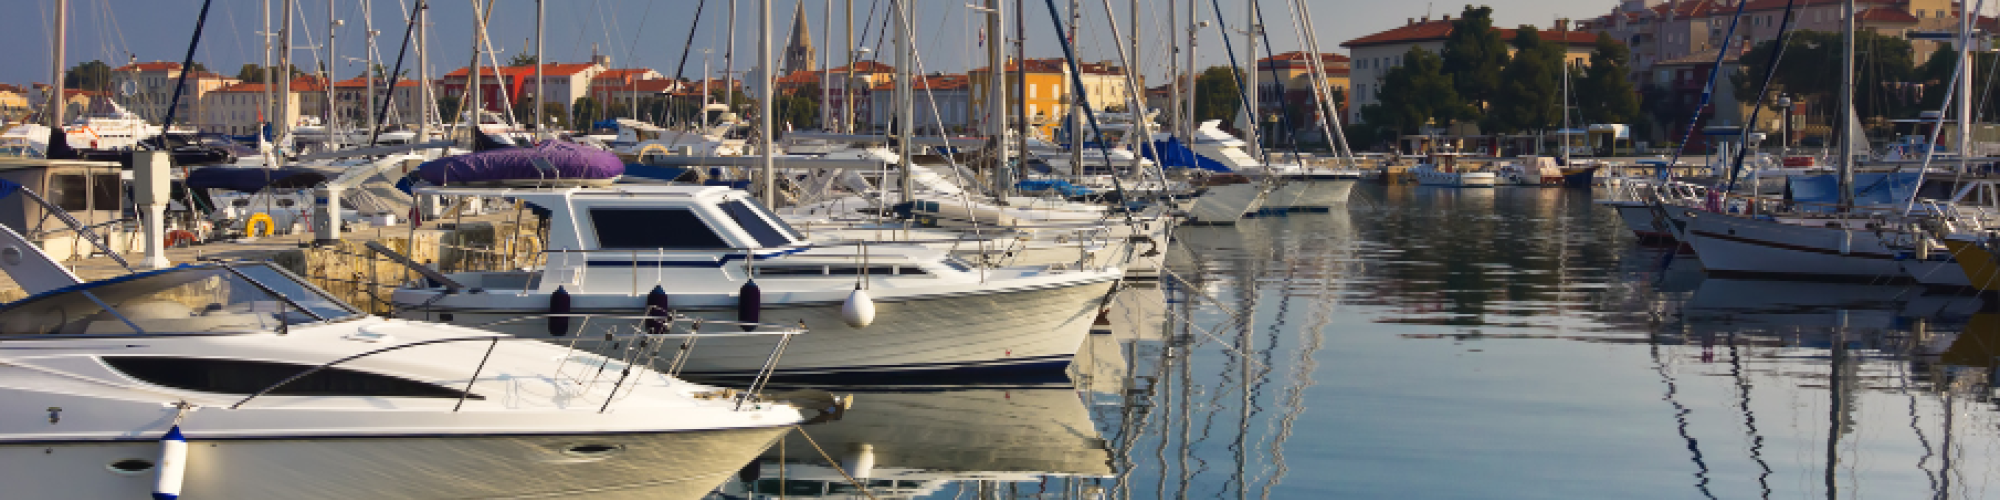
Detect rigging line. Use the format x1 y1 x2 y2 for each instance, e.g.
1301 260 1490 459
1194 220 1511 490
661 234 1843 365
1662 0 1752 180
1038 0 1137 218
369 0 426 147
159 0 216 132
1904 0 1988 217
1203 0 1259 159
1250 0 1314 171
1726 0 1801 192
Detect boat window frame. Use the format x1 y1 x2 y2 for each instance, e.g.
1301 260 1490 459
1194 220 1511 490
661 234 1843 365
585 206 734 250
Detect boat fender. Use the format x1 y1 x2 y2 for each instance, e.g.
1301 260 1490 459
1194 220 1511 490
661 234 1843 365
153 425 187 500
644 285 670 335
1839 230 1852 256
548 286 571 337
1916 234 1932 261
841 286 875 328
841 443 876 480
737 280 760 332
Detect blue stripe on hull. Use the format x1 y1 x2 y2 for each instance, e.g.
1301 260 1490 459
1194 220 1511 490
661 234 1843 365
680 355 1075 384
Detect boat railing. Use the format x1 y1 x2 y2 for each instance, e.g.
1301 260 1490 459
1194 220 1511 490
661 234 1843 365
231 314 806 413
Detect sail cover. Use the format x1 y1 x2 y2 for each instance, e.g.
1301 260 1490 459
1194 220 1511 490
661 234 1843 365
417 140 624 185
1786 172 1922 211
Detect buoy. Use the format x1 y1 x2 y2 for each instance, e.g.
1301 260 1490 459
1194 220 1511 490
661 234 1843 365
244 213 276 237
840 286 875 328
152 425 187 500
644 285 670 335
548 286 571 337
1839 230 1853 256
841 443 876 480
737 280 761 332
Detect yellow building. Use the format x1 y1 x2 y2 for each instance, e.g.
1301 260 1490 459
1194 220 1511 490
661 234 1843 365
969 58 1130 140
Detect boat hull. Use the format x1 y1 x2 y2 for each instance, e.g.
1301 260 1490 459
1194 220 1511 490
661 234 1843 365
0 427 786 500
1262 179 1355 210
397 278 1120 380
1599 200 1673 242
1942 239 2000 292
1186 182 1267 224
1682 213 1908 281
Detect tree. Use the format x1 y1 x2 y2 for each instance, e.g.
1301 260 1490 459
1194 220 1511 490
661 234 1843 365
186 62 209 74
1439 5 1509 122
775 84 821 130
64 60 114 91
234 64 306 83
1193 66 1241 128
1733 30 1916 120
572 96 605 126
1486 26 1562 134
506 52 539 67
1578 32 1640 126
436 95 462 120
1361 46 1466 135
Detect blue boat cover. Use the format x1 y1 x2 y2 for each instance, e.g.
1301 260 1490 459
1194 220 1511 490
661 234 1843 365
1787 173 1923 210
1143 137 1231 172
417 140 624 185
186 167 329 193
1016 179 1095 197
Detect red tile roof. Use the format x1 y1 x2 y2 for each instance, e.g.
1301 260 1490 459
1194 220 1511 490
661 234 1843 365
331 76 423 88
1258 51 1352 64
445 63 598 78
114 61 184 72
590 68 660 82
970 58 1122 74
598 79 684 93
1856 7 1921 22
1342 18 1600 48
872 74 970 91
825 61 897 73
776 70 824 85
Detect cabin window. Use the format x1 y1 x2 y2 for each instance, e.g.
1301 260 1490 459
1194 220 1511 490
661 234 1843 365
103 356 480 399
589 208 730 249
49 174 120 211
722 200 801 246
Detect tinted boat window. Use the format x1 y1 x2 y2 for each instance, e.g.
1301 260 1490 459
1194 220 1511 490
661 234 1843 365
104 356 479 399
0 264 354 335
734 199 805 241
589 208 730 249
721 200 794 247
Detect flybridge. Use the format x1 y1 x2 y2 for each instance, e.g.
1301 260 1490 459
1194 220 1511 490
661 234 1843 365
413 185 806 252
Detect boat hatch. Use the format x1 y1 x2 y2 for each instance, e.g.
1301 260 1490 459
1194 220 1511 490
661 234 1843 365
0 263 358 335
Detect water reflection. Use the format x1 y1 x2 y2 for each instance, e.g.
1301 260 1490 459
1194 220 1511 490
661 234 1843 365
710 184 2000 499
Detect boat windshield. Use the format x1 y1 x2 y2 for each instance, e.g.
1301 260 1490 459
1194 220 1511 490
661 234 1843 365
0 263 358 335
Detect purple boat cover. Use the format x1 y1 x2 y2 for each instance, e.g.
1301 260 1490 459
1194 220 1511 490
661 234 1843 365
417 140 625 185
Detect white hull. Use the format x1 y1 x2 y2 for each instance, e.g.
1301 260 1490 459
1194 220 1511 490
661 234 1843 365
1187 182 1267 223
1902 257 1972 287
398 278 1119 378
4 427 786 499
1682 213 1907 280
1415 170 1497 187
1599 200 1671 240
1262 179 1355 209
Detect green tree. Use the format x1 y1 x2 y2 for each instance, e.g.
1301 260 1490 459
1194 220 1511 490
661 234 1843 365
1578 32 1641 125
506 52 538 67
775 84 821 130
436 95 462 120
1733 30 1916 120
186 62 209 74
1486 26 1562 134
233 64 306 83
572 96 605 126
64 60 114 91
1361 46 1466 135
1193 66 1241 127
1439 5 1509 122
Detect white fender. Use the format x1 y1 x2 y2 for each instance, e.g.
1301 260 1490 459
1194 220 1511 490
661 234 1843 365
153 425 187 500
841 443 876 480
840 287 876 328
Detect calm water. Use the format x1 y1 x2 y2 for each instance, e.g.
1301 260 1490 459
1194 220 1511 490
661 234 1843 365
714 184 2000 499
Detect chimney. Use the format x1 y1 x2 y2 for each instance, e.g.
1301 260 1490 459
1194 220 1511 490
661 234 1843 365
1443 14 1452 21
1556 18 1571 31
1408 17 1416 26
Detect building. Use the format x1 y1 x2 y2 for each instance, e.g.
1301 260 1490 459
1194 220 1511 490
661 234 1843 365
820 61 897 131
1577 0 1964 82
868 74 972 134
28 85 110 123
0 84 30 122
330 76 427 127
783 4 818 75
968 58 1131 139
109 61 240 124
440 63 605 115
197 77 330 136
1255 52 1352 139
1341 17 1598 124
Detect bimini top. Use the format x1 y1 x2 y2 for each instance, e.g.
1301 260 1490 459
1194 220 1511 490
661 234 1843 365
419 185 807 252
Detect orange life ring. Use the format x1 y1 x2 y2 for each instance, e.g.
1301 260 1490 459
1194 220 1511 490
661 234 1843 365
164 229 197 248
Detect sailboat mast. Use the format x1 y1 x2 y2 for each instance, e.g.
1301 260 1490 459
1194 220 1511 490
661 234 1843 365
262 0 272 140
1185 0 1199 141
535 0 545 133
279 0 294 140
50 0 67 130
417 1 430 140
1016 0 1028 169
1069 0 1083 179
987 0 1009 196
1244 0 1260 159
844 0 855 133
760 0 776 206
1960 3 1973 173
1837 0 1855 208
327 0 337 140
895 0 914 200
365 0 377 136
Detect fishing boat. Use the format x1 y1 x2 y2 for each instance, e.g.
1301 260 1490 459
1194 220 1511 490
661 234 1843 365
1412 153 1496 187
391 185 1123 380
0 222 810 499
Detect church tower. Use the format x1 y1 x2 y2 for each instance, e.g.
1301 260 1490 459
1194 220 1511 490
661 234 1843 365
782 3 817 74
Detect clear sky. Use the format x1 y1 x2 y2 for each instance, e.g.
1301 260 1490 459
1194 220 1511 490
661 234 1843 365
3 0 1614 87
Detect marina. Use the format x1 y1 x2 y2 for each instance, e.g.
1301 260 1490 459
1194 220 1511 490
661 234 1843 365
6 0 2000 497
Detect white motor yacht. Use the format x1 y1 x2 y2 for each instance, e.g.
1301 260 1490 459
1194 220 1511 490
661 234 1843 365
391 185 1124 380
0 237 809 498
1412 153 1496 187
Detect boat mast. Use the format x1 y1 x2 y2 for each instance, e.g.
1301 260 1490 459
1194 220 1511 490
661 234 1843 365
535 0 545 135
278 0 294 141
987 0 1009 196
1185 0 1200 141
822 0 833 131
1015 0 1028 176
726 0 737 127
1243 0 1260 160
327 0 338 143
895 0 914 200
1837 0 1854 208
1167 0 1180 138
1959 3 1973 173
467 0 485 133
262 0 272 142
417 0 431 141
760 0 777 206
50 0 67 130
1069 0 1083 180
365 0 377 137
844 0 855 133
